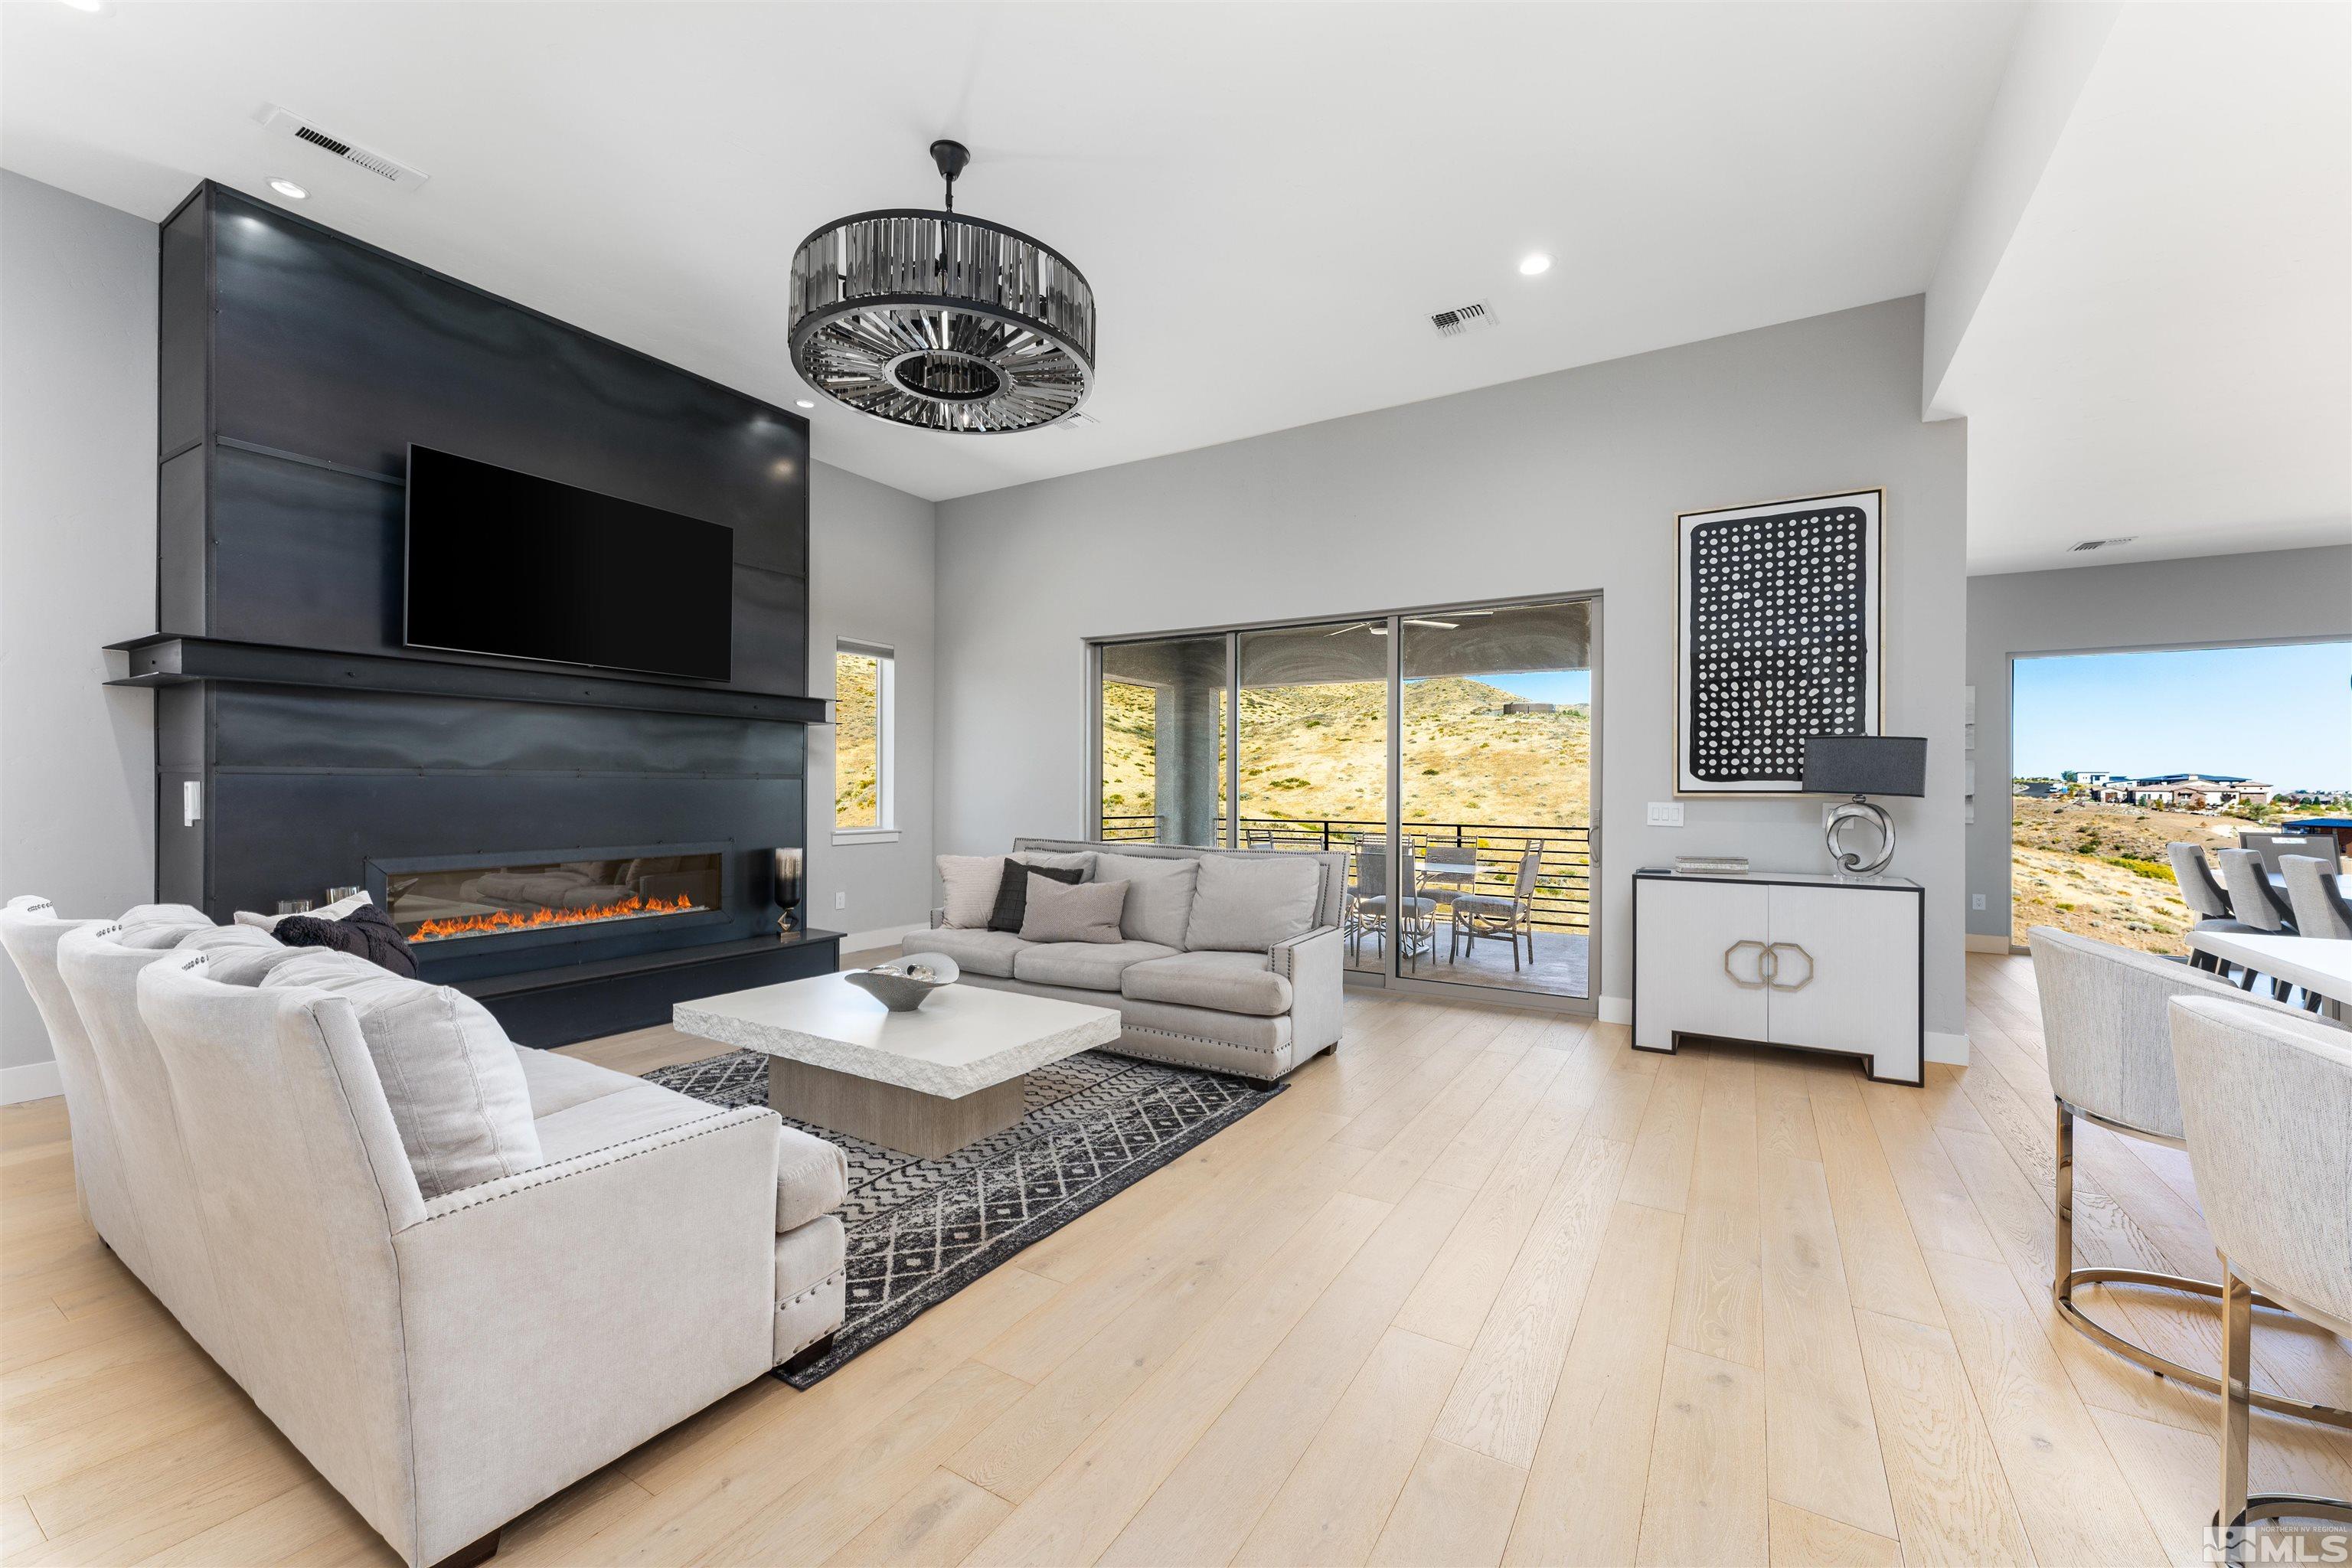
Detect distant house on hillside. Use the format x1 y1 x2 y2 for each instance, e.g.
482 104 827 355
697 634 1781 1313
2098 773 2275 809
2063 769 2122 790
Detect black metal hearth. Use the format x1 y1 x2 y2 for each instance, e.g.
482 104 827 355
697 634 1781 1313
126 184 844 1046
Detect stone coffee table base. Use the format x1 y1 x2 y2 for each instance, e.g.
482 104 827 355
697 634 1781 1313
768 1057 1027 1160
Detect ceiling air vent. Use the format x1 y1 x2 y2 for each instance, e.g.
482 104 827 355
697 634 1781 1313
1429 300 1495 339
257 104 430 191
2069 536 2138 553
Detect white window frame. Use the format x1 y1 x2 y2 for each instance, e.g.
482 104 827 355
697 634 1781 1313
832 639 899 844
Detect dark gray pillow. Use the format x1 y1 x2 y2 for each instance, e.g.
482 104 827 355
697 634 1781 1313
989 862 1081 933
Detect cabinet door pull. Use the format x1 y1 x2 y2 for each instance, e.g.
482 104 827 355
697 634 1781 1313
1723 939 1770 988
1766 941 1815 991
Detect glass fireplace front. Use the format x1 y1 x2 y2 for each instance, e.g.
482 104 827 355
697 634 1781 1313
384 851 724 946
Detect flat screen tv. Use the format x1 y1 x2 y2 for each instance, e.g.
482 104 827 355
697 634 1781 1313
403 445 733 681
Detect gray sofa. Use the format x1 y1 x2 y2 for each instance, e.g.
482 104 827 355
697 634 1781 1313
903 838 1348 1083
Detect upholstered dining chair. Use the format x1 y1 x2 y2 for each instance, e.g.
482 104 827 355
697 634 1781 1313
2281 854 2352 942
2216 848 2301 1000
2027 927 2349 1431
2167 842 2263 978
2170 996 2352 1554
1451 843 1544 969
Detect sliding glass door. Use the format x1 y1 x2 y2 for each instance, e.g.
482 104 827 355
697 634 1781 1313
1089 594 1598 1008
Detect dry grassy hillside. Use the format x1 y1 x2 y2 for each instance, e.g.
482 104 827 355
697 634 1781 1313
2005 796 2331 952
835 653 878 827
1102 676 1589 829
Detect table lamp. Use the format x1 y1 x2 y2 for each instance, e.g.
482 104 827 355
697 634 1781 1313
1802 735 1927 877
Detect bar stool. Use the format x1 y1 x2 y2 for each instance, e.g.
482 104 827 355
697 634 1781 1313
2027 927 2349 1429
2169 995 2352 1557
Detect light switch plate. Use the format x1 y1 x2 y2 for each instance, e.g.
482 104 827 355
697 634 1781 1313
1971 893 1987 911
1646 802 1684 827
834 891 847 910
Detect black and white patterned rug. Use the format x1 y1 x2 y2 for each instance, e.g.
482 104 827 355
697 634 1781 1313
644 1048 1285 1387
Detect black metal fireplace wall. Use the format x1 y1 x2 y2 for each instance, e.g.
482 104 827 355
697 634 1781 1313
131 182 828 991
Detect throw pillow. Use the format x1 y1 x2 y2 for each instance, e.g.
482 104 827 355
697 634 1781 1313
1015 849 1096 877
1183 854 1324 952
261 949 541 1200
989 861 1080 933
113 903 216 949
937 854 1005 929
1091 852 1202 949
274 901 419 979
1020 875 1129 944
234 890 371 933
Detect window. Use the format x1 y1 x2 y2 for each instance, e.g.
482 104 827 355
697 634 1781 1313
834 641 894 838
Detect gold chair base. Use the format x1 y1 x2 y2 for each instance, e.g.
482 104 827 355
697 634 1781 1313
2054 1268 2352 1429
2053 1101 2351 1432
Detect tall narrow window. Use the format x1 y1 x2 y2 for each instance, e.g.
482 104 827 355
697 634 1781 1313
835 641 894 835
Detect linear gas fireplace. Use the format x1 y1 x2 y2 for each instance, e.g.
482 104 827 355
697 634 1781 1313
368 842 733 961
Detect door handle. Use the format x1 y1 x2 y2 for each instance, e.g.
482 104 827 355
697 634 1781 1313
1723 939 1770 988
1765 941 1815 991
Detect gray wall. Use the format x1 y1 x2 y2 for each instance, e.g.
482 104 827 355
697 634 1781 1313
807 459 939 943
0 172 158 1095
1964 544 2352 942
935 296 1973 1047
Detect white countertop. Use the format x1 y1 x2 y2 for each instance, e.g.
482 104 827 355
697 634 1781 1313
673 974 1121 1098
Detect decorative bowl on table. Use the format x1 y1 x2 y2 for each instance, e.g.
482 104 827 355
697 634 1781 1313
843 955 959 1011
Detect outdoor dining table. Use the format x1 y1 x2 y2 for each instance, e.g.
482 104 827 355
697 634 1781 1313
2186 930 2352 1021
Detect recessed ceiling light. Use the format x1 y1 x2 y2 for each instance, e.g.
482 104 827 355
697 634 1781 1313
1518 253 1553 277
57 0 109 12
795 399 815 410
267 178 309 201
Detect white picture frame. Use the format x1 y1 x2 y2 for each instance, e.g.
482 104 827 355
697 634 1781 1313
1674 488 1884 797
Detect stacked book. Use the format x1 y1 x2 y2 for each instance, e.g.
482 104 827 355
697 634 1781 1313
1671 855 1750 875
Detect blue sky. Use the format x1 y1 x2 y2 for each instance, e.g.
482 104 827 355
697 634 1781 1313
1443 669 1592 706
2012 642 2352 789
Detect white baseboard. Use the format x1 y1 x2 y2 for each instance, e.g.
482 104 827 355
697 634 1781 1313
1964 933 2012 954
1925 1030 1970 1067
841 923 926 956
2 1059 63 1106
1599 995 1632 1025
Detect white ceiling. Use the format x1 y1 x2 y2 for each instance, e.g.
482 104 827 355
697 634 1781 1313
0 0 2025 504
1937 3 2352 576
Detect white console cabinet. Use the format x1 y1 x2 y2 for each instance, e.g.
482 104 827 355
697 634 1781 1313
1632 868 1922 1085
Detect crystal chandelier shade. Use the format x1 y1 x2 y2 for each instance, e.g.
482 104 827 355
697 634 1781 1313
787 147 1096 433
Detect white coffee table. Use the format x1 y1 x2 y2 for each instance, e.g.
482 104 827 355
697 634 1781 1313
672 974 1121 1158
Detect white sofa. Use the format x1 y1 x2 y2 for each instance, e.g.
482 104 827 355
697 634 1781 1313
903 839 1349 1083
0 896 846 1568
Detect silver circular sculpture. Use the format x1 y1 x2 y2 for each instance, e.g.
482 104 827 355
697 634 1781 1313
788 141 1095 433
1824 797 1896 877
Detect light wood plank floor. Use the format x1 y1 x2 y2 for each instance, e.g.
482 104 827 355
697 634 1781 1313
5 953 2349 1566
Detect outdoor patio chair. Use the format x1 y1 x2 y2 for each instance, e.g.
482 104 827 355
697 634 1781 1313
1450 842 1544 969
1348 839 1437 969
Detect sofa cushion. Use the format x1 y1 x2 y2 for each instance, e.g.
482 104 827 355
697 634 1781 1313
1122 949 1296 1018
1183 855 1323 952
1021 876 1129 944
990 862 1081 933
1091 853 1201 949
261 949 542 1200
516 1044 639 1118
904 926 1030 978
234 890 371 933
937 854 1004 929
113 903 216 949
1013 939 1178 991
774 1125 850 1232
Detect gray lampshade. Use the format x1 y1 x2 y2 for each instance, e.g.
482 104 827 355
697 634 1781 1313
1802 735 1927 798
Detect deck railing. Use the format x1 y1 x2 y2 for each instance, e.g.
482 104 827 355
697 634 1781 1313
1098 814 1591 932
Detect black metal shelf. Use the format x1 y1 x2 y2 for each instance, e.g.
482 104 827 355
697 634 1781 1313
108 635 829 725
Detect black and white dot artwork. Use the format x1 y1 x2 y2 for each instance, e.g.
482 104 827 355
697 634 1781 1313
1676 490 1882 795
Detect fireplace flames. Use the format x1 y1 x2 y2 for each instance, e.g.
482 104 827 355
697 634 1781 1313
410 892 701 942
